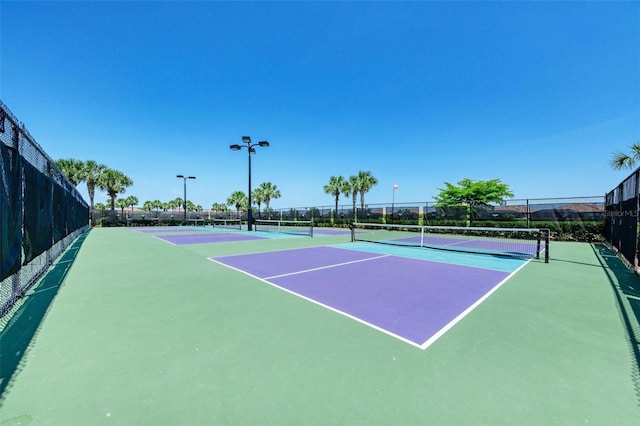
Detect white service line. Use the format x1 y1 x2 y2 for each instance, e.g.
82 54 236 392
265 254 391 280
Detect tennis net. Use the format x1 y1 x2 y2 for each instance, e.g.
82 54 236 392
351 222 549 262
254 219 314 237
212 218 243 230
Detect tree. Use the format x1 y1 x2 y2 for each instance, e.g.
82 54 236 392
55 158 84 186
342 175 359 221
96 168 133 211
258 182 281 217
227 191 247 218
151 200 163 215
125 195 138 213
172 197 183 212
434 178 514 226
211 203 228 213
116 198 129 216
323 175 346 224
611 143 640 170
81 160 107 210
186 201 199 212
252 187 266 218
357 170 378 221
166 198 181 212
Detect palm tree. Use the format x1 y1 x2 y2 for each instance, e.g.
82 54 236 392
324 175 346 225
55 158 84 186
172 197 183 213
357 170 378 221
125 195 138 213
611 143 640 170
342 175 359 221
166 198 180 212
252 187 266 218
258 182 281 218
151 200 163 216
211 202 228 213
96 168 133 211
116 198 128 216
227 191 247 218
81 160 107 210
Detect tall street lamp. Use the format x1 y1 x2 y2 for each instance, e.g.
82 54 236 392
230 136 269 231
176 175 196 224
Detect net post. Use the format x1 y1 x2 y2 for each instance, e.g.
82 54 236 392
350 222 355 242
310 221 314 238
536 231 541 260
544 229 550 263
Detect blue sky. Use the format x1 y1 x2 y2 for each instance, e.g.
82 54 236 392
1 1 638 209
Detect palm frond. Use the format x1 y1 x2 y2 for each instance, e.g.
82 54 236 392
610 152 635 170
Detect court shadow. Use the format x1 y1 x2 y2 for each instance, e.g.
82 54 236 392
0 230 89 399
591 243 640 406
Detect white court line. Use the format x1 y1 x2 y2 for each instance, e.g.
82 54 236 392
264 254 391 280
208 248 530 351
208 256 426 350
417 258 532 350
152 235 178 246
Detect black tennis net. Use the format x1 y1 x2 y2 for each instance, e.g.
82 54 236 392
254 219 314 237
351 222 549 262
212 218 242 230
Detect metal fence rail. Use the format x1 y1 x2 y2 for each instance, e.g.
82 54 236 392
0 100 89 317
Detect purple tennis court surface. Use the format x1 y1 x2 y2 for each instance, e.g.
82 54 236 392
134 227 212 234
157 232 265 245
313 228 352 236
210 246 514 348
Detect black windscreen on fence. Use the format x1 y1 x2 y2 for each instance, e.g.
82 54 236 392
0 143 22 281
23 160 54 264
605 168 639 269
1 100 89 317
53 182 67 244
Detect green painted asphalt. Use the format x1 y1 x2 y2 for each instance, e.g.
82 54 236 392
1 227 639 425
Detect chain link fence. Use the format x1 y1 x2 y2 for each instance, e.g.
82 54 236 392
103 196 605 242
0 101 89 317
265 196 604 241
605 168 639 270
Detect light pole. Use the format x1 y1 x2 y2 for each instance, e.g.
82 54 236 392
176 175 196 224
391 184 398 224
230 136 269 231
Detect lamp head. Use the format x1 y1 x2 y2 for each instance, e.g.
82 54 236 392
258 140 270 147
242 136 251 144
229 144 241 151
177 174 184 178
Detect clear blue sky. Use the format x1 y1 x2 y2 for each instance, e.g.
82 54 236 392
1 1 638 209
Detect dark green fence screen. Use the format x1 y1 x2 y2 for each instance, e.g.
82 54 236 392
605 168 639 269
0 100 89 316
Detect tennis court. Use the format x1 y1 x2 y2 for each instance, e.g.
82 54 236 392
1 227 639 425
211 244 527 348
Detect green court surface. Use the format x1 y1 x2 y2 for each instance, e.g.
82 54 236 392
1 227 639 425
